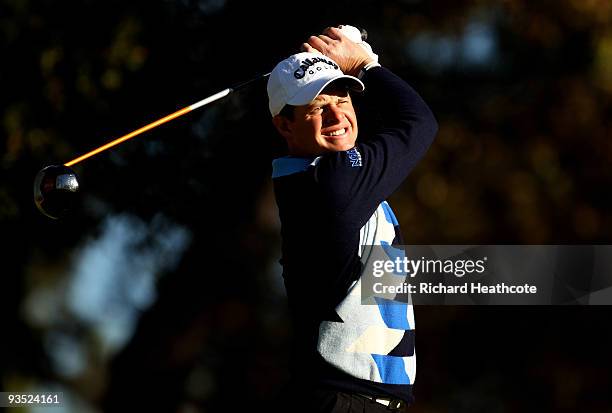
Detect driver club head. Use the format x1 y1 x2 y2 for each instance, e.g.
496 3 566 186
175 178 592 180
34 164 80 219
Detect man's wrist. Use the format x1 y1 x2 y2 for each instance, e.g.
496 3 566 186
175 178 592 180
358 61 382 79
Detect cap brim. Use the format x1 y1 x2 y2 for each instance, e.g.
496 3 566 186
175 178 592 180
286 75 364 107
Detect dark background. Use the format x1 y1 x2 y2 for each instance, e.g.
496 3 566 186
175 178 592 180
2 0 611 411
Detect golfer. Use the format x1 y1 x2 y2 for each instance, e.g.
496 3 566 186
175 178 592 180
267 26 438 412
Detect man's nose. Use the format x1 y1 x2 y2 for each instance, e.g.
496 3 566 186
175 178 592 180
324 105 344 125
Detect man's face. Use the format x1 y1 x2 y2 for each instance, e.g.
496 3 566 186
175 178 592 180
274 87 358 156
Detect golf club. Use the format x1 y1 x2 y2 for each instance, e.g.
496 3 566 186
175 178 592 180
33 73 269 219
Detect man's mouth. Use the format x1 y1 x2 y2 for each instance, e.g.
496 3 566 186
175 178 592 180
322 128 347 138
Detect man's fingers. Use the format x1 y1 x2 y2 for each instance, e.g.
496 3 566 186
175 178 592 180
301 43 323 55
307 35 328 51
323 26 343 40
317 34 335 44
304 29 346 56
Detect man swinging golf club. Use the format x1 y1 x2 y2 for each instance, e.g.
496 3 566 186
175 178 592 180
268 25 438 412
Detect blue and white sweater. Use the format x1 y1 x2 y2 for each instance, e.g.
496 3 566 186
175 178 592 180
271 66 437 404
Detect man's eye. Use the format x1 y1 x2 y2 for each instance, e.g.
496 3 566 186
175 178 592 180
338 100 349 105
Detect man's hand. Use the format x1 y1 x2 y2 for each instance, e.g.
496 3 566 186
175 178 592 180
301 26 375 77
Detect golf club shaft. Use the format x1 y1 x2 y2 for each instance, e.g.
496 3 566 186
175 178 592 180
64 73 270 167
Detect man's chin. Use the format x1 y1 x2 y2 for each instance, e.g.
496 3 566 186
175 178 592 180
322 139 357 153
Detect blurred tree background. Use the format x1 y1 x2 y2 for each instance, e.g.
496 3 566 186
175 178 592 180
1 0 611 411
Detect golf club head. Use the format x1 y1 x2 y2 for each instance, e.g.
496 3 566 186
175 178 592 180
34 164 80 219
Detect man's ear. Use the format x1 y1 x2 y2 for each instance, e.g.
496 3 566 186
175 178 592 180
272 115 294 140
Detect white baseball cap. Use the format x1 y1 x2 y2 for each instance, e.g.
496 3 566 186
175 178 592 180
267 52 365 116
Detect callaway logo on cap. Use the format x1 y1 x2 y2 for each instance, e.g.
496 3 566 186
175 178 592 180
267 52 364 116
